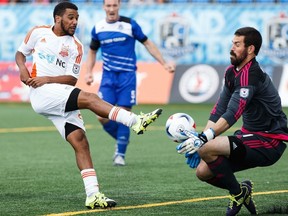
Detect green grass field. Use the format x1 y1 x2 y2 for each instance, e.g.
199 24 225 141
1 103 288 216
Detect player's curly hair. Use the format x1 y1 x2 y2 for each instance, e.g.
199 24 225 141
53 1 78 22
234 27 262 56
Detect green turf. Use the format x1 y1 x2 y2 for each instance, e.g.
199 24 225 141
0 103 287 216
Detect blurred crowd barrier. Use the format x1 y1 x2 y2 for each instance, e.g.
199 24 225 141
1 3 288 105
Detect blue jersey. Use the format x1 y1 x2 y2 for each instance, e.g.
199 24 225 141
90 16 148 73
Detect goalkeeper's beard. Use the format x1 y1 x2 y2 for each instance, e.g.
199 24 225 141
230 49 248 67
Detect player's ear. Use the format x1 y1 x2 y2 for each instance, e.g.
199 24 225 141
248 45 255 55
55 15 61 24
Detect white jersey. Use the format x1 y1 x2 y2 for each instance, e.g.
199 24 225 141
18 25 83 79
17 25 85 139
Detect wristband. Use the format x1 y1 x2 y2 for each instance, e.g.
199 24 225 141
203 128 215 141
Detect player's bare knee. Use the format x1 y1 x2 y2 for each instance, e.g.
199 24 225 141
195 166 209 182
77 91 93 107
228 136 247 162
198 147 212 162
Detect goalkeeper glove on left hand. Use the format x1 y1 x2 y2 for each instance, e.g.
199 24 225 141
185 152 200 169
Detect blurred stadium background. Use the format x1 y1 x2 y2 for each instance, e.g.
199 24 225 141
1 1 288 105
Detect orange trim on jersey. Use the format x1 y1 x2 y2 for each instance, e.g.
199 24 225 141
31 63 37 77
24 25 51 44
73 37 83 64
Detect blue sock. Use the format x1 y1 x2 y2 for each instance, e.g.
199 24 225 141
103 120 118 140
116 123 130 157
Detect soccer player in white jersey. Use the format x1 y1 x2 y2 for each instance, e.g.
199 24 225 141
15 1 162 209
85 0 175 166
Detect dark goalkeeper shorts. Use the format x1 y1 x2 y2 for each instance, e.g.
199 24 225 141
228 131 287 172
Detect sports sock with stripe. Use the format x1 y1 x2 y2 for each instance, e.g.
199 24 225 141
206 156 241 195
81 168 99 197
108 106 137 127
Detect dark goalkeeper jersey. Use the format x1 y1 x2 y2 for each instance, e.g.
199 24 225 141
210 58 288 141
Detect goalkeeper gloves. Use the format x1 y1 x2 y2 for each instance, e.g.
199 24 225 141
185 152 200 169
176 128 215 155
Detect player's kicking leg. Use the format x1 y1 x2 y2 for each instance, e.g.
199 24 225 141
132 108 162 135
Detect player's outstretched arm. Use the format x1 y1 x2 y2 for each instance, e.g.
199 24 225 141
143 39 175 73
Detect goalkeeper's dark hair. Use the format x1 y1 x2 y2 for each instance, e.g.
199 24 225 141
234 27 262 56
53 1 78 22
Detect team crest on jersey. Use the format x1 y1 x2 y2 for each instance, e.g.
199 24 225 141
59 44 69 57
118 24 123 30
240 88 249 98
72 64 80 74
262 13 288 64
157 13 198 58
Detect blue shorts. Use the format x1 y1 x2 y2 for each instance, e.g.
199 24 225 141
99 71 136 108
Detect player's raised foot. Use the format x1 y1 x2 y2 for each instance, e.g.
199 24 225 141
226 184 252 216
113 154 125 166
85 192 117 209
241 180 258 215
131 108 162 135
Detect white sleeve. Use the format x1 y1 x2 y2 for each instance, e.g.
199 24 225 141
17 27 38 56
65 38 83 79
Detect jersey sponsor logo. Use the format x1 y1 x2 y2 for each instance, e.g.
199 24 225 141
239 88 249 98
101 37 126 45
59 44 69 57
72 64 80 74
56 59 66 68
38 52 55 64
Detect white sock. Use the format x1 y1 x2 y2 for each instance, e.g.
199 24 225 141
108 106 137 127
81 168 99 197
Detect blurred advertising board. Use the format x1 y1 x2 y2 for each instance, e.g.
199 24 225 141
169 64 286 105
0 62 174 104
1 61 287 106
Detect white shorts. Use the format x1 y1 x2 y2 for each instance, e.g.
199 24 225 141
29 83 85 139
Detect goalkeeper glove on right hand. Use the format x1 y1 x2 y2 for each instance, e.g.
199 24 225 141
176 128 215 155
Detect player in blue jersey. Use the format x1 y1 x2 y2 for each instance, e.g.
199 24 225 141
176 27 288 215
85 0 175 166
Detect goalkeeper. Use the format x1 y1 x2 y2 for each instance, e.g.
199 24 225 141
177 27 288 216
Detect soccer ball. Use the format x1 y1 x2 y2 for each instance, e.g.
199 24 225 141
165 113 196 143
